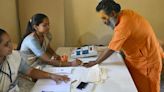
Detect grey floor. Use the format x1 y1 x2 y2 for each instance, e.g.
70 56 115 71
161 83 164 92
161 73 164 92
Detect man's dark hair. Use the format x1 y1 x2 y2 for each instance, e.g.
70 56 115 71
96 0 121 15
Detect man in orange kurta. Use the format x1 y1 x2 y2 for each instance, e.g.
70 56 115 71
83 0 163 92
108 9 162 92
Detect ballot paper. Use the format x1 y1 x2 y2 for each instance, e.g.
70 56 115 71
73 65 108 83
70 65 108 92
43 67 73 74
31 79 71 92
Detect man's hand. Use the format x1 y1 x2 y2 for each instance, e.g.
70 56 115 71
83 61 97 67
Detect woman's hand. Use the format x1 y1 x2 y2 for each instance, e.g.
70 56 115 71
60 55 68 62
53 55 68 62
49 74 70 84
71 59 82 66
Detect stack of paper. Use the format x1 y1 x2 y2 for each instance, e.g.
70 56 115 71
71 65 108 92
73 65 108 83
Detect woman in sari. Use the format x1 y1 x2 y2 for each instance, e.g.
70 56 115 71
0 28 69 92
17 13 81 67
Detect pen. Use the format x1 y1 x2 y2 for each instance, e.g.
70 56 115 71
42 91 54 92
71 80 77 84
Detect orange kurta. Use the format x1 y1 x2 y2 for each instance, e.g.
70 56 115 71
109 9 162 92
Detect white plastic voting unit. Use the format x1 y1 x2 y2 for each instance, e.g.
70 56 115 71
71 46 98 58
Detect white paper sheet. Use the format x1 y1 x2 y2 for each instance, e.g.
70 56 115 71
73 65 107 83
78 57 98 63
43 67 73 74
31 79 71 92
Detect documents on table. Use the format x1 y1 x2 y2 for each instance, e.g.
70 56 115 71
43 67 73 74
71 65 108 92
31 65 108 92
31 79 71 92
73 65 108 83
31 67 73 92
78 57 98 63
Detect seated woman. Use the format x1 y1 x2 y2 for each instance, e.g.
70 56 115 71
17 13 81 67
0 28 69 92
